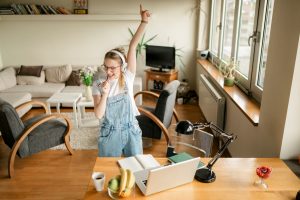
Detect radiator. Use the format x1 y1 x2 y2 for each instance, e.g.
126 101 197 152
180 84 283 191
198 74 225 129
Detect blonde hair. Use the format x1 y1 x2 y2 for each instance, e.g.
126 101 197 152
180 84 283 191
104 47 126 89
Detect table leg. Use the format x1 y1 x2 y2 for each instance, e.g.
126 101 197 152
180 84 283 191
56 103 60 113
73 102 78 128
77 104 82 128
81 106 86 118
47 103 51 114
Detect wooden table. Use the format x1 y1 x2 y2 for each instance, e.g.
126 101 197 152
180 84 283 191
84 158 300 200
145 69 178 91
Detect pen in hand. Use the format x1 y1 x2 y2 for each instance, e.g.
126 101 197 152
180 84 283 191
98 75 109 88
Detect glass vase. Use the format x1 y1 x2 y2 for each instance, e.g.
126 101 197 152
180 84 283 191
254 177 268 189
84 85 93 101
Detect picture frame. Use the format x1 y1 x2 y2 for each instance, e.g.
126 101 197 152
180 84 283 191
73 0 88 14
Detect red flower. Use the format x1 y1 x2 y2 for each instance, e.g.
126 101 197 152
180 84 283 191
256 166 272 179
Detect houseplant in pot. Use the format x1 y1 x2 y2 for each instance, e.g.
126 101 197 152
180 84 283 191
218 58 239 87
79 65 96 101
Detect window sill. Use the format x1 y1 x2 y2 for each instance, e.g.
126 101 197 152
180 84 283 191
197 59 260 126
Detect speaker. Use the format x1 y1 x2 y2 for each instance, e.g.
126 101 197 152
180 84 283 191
199 50 208 60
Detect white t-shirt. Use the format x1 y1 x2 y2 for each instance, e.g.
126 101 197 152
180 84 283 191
92 69 140 116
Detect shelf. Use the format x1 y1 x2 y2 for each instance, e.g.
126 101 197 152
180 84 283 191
0 14 140 21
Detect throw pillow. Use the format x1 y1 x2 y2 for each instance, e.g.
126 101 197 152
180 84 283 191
66 70 81 86
17 71 45 85
0 67 17 90
18 65 43 77
45 64 72 83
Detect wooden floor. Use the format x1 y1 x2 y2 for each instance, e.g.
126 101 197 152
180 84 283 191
0 100 206 200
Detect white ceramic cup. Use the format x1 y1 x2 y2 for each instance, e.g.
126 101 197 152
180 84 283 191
177 98 183 105
92 172 105 192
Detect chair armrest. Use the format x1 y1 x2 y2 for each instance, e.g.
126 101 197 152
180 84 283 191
138 107 171 146
8 113 72 178
134 91 159 100
15 100 49 114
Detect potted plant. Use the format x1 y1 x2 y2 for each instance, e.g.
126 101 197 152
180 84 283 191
79 65 96 101
218 58 239 87
128 28 158 57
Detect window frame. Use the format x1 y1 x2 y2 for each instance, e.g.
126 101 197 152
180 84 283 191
208 0 273 102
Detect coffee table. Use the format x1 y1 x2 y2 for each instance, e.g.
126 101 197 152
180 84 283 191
77 97 99 128
46 93 82 128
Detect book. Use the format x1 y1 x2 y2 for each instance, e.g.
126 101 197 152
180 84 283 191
118 154 160 172
168 152 205 169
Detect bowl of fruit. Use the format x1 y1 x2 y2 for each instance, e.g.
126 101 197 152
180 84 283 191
107 168 135 199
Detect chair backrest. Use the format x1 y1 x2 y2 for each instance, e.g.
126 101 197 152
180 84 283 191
193 129 214 157
154 80 180 129
0 98 29 157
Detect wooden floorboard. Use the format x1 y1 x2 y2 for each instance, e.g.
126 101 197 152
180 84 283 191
0 99 209 200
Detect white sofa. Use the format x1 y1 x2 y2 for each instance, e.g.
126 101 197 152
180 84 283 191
0 66 142 116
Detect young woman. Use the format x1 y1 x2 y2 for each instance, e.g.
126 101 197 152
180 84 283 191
92 5 150 157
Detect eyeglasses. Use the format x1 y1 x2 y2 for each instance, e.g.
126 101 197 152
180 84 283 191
102 64 120 71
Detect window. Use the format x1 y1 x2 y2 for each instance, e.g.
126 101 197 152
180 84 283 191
210 0 222 55
221 0 236 61
209 0 274 102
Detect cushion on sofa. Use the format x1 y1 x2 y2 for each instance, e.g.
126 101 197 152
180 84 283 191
18 65 43 77
0 92 32 117
0 67 17 91
2 83 65 98
45 65 72 83
66 70 81 86
17 71 45 85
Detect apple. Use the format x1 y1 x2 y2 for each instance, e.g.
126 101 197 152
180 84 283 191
108 177 120 192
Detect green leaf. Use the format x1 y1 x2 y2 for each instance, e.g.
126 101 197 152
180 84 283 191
144 34 158 44
140 33 146 45
128 28 134 37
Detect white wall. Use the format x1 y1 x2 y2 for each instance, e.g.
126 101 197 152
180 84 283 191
0 48 2 70
198 0 300 158
196 0 210 51
280 35 300 159
0 0 198 89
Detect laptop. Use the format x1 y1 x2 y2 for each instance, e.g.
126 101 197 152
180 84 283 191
134 157 200 196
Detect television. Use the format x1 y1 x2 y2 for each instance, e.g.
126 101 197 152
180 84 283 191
146 45 175 71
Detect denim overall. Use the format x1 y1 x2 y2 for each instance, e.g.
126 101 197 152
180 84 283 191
98 82 143 157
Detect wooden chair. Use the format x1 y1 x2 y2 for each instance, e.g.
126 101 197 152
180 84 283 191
0 98 74 178
134 80 180 146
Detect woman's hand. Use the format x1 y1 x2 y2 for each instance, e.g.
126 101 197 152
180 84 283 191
140 4 150 23
99 80 110 95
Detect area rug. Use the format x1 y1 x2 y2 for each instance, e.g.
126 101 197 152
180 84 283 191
51 112 99 150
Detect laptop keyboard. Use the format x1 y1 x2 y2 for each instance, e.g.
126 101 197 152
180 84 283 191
142 180 148 186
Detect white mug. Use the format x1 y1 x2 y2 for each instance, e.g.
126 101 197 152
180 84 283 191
92 172 105 192
177 98 184 105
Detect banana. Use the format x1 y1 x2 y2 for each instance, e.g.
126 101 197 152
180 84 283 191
125 169 135 189
118 168 127 196
119 169 135 198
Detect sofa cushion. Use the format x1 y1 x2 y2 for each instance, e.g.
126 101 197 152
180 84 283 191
2 83 65 98
18 65 43 77
66 70 81 86
17 71 45 85
62 85 85 94
45 65 72 83
0 67 17 91
0 92 32 117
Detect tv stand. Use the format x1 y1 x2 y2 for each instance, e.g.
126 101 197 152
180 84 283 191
145 69 178 91
150 68 163 72
150 67 173 73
